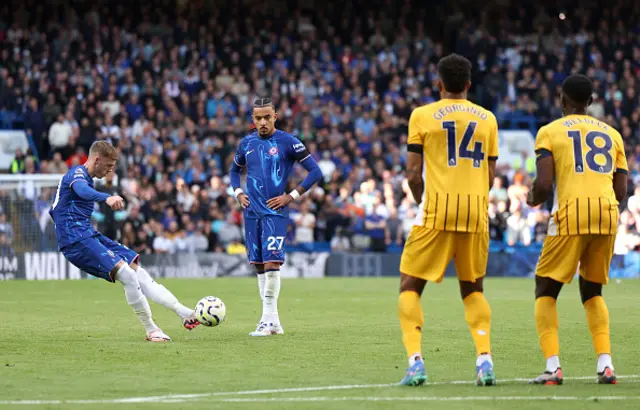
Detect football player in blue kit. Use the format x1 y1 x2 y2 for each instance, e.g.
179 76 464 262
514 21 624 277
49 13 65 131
50 141 200 342
230 98 323 336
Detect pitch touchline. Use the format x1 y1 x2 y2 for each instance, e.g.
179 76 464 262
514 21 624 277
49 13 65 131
0 375 638 405
212 396 640 403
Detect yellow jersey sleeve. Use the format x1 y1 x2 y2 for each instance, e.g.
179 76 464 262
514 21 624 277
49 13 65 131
408 107 426 146
534 126 552 159
488 116 499 160
614 135 628 173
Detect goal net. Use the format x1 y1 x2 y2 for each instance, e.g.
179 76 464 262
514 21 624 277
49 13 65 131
0 174 64 254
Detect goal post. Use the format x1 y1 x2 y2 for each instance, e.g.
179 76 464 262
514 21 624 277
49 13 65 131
0 174 64 253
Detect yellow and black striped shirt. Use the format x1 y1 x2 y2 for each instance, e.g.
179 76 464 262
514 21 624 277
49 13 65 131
408 99 499 233
535 115 627 236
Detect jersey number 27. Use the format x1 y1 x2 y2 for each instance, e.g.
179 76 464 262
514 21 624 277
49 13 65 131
442 121 485 168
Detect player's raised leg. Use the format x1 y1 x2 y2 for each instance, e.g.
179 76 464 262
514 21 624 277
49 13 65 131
455 233 495 386
113 261 170 342
133 263 198 330
62 235 169 342
97 234 197 330
579 235 617 384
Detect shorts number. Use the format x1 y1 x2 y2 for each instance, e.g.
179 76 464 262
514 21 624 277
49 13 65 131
567 131 613 173
51 177 64 210
266 236 285 251
442 121 485 168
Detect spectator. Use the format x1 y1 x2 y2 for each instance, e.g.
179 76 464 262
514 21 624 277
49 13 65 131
48 114 73 157
506 202 532 246
0 213 14 242
46 152 69 174
292 200 316 249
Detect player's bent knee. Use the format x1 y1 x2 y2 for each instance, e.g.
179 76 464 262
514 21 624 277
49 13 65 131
264 262 281 271
114 262 138 285
535 275 563 300
459 278 483 300
400 273 426 295
579 276 603 304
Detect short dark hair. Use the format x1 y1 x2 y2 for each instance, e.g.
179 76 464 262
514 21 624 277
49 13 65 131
253 97 273 108
437 54 472 93
562 75 593 105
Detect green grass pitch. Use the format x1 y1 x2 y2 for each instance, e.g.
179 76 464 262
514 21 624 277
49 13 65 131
1 277 639 409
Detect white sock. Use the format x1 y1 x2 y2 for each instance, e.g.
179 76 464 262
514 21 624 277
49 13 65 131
546 355 561 372
257 273 266 301
409 353 423 366
597 354 613 373
116 264 158 333
136 266 193 319
263 269 280 324
476 353 493 367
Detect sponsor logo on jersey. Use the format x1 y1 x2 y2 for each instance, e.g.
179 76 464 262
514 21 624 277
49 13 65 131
268 147 279 156
292 143 305 152
107 250 116 258
74 168 85 178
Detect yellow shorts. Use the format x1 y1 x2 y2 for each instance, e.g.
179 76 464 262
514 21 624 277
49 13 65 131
399 226 489 283
536 235 615 284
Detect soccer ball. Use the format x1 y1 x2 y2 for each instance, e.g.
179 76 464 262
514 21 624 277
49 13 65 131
195 296 226 327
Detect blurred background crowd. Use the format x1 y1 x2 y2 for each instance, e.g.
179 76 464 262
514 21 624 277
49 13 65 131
1 0 639 257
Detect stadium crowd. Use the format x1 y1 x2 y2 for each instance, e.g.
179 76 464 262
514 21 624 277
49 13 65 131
1 0 639 255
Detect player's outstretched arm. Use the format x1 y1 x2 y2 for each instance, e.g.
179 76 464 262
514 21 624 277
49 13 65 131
71 181 123 210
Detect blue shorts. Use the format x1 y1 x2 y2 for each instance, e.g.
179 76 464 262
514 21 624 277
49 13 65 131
244 216 288 264
61 234 139 282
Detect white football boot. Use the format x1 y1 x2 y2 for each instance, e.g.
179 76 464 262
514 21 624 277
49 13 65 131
145 328 171 342
249 321 285 337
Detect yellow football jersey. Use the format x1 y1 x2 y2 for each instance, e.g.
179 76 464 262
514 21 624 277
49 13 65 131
408 99 499 232
535 115 628 236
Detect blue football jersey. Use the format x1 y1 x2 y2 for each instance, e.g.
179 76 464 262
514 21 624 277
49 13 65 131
49 166 100 250
233 130 310 218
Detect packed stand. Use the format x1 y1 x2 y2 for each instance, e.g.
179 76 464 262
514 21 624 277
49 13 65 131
0 0 639 255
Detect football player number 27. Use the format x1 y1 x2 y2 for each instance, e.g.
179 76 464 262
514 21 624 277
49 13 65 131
442 121 485 168
567 131 613 173
267 236 285 251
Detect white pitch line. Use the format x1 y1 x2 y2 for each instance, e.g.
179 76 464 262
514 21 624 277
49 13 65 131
1 375 639 405
218 396 640 403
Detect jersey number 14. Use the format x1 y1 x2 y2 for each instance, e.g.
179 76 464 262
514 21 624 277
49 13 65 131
442 121 485 168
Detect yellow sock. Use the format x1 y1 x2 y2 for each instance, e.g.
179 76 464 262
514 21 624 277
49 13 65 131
584 296 611 356
399 291 423 359
535 296 560 358
463 292 492 355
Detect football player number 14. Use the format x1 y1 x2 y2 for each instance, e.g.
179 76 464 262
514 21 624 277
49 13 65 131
567 130 613 173
442 121 485 168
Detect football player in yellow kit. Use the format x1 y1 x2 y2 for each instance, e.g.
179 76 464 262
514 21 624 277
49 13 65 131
528 74 627 385
398 54 498 386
